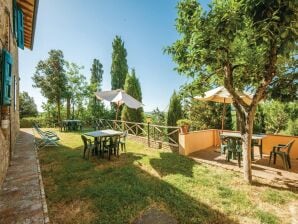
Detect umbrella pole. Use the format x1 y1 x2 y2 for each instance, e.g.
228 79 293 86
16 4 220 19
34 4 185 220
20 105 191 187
221 98 226 133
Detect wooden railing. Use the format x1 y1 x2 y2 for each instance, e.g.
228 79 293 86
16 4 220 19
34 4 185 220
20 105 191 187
96 119 180 150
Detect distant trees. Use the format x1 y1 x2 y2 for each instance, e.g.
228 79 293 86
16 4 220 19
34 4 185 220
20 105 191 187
151 107 166 125
19 92 38 118
32 50 68 123
121 69 144 122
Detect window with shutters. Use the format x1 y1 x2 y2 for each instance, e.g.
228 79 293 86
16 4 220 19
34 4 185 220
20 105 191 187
1 49 13 106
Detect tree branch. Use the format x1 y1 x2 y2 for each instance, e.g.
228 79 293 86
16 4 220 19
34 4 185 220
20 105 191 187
223 63 250 110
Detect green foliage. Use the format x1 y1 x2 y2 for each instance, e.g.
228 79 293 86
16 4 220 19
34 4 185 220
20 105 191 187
19 91 38 118
177 118 191 126
111 35 128 90
286 119 298 136
255 210 279 224
167 91 182 127
20 116 46 128
187 100 232 131
253 105 266 133
90 58 103 91
121 69 144 122
167 91 182 144
151 107 166 125
32 50 68 122
263 101 289 134
65 62 88 119
88 59 105 120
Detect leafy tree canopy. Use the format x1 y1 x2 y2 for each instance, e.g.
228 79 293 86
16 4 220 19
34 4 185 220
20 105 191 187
19 91 38 118
32 50 68 122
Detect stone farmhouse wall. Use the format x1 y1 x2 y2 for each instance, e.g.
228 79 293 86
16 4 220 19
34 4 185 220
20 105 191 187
0 0 20 186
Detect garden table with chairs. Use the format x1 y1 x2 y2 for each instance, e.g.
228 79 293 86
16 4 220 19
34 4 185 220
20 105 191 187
83 129 125 160
220 132 266 165
62 120 82 132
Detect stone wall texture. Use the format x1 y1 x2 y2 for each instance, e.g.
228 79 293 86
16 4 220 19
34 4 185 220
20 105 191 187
0 0 20 187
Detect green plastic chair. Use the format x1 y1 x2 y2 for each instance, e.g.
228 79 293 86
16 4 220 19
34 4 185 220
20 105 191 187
269 140 295 170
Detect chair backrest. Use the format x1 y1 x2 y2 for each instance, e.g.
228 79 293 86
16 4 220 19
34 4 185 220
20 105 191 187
109 135 120 146
81 135 88 149
285 140 295 154
227 137 236 149
122 130 128 139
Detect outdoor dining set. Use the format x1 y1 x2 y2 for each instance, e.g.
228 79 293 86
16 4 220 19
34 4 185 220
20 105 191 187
81 129 128 160
219 131 295 170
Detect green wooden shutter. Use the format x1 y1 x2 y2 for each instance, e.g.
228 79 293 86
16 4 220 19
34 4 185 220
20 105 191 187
1 50 13 106
17 7 24 49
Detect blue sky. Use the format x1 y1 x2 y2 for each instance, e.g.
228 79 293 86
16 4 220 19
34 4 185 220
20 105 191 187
19 0 209 112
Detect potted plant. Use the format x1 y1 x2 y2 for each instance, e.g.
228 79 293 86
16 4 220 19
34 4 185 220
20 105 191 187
177 119 191 134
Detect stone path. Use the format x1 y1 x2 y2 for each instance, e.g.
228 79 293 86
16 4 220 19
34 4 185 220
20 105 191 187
0 129 48 224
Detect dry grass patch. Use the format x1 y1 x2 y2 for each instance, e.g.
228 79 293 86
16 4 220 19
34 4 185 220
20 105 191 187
50 199 96 224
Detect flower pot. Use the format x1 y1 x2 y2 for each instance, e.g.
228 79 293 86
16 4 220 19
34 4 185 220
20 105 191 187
180 125 189 134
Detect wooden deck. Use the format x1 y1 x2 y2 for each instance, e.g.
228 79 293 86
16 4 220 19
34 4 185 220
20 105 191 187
190 147 298 189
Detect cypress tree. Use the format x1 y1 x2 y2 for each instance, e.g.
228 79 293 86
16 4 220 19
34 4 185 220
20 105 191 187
167 91 182 144
110 36 128 90
88 59 105 119
121 69 143 122
167 91 182 127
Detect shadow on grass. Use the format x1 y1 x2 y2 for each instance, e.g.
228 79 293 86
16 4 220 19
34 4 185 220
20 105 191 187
36 138 239 224
150 152 195 177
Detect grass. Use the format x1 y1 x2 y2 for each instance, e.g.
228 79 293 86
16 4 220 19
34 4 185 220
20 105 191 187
38 129 298 224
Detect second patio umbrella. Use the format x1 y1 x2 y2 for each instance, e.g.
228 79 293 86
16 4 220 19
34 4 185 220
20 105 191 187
95 89 144 121
194 86 252 131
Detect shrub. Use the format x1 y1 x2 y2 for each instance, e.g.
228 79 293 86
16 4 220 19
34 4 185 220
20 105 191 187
20 117 47 128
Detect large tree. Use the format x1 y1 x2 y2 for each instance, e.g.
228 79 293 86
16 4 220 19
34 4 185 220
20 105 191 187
121 69 144 122
110 36 129 117
32 50 68 123
166 0 297 183
88 59 105 119
19 91 38 118
65 62 88 119
111 36 128 90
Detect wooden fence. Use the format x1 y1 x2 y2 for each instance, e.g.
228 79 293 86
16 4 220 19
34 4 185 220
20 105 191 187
96 119 180 150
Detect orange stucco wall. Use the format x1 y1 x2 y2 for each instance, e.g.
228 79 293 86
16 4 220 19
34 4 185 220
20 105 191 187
179 129 216 155
179 129 298 159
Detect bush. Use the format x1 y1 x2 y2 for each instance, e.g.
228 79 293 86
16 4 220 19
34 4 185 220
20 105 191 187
20 117 47 128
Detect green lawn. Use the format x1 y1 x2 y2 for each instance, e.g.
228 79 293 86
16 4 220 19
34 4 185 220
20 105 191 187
38 130 297 224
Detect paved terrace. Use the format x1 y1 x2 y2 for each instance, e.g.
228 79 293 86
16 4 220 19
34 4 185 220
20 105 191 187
190 147 298 189
0 129 49 224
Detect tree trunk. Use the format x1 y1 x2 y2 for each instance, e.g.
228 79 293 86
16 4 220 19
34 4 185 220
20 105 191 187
233 102 256 184
66 97 71 119
72 102 75 119
240 111 254 184
57 99 61 124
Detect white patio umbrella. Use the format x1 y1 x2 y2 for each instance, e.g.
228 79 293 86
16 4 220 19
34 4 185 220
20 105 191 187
194 86 252 131
95 89 144 120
